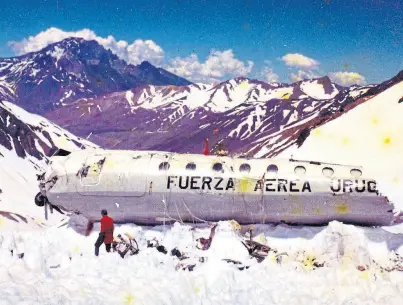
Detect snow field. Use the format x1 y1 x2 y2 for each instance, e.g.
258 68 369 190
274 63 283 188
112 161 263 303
0 220 402 305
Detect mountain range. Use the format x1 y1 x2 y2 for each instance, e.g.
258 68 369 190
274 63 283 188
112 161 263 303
46 68 403 157
1 37 402 159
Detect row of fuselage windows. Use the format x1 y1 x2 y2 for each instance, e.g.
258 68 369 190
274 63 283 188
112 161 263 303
158 162 363 178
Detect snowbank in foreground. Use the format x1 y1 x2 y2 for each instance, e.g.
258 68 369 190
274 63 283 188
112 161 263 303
279 81 403 212
0 221 402 305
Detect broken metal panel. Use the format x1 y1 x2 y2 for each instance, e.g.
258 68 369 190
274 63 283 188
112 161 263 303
76 152 152 197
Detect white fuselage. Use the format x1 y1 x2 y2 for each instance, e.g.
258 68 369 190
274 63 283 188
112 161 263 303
39 149 394 226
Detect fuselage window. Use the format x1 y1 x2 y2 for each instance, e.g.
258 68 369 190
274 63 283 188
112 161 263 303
159 162 170 171
294 165 306 176
239 163 251 173
186 162 196 170
213 163 223 172
322 167 334 177
267 164 278 174
350 168 362 178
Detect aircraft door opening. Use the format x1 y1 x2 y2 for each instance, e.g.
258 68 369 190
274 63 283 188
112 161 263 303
78 155 106 187
76 153 151 197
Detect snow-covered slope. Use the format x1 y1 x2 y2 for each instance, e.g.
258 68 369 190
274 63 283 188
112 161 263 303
0 100 97 230
279 80 403 212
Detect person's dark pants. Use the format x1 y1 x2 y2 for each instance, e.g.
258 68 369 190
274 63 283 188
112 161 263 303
94 233 111 256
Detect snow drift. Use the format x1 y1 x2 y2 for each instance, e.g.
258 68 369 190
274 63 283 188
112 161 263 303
0 100 97 230
0 220 402 305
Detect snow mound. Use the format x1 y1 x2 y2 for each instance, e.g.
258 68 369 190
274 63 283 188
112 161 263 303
0 221 401 305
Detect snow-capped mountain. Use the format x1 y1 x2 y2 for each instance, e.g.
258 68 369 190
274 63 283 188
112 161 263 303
45 70 402 157
0 37 192 114
0 100 97 229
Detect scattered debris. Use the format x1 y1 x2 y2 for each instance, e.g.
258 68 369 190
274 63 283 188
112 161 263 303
171 247 189 260
147 238 168 254
196 223 217 250
175 263 196 272
10 250 24 259
242 228 275 263
222 259 250 271
275 252 289 265
214 142 229 156
371 253 403 272
112 233 139 258
157 245 168 254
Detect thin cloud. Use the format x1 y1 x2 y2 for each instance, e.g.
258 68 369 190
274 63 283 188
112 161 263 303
328 71 366 86
166 50 254 83
281 53 320 70
289 69 320 82
260 66 279 83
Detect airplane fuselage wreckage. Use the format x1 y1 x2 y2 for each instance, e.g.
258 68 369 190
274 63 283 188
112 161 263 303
35 149 395 226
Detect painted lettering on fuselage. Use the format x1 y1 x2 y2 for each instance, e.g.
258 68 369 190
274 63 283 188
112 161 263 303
167 176 311 192
167 176 234 191
330 179 378 193
253 179 312 193
167 176 378 194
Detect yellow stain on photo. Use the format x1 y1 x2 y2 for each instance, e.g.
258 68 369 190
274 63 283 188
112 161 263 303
239 81 248 89
360 270 370 280
371 117 379 125
123 293 135 305
383 137 391 145
313 129 321 136
336 202 349 214
291 207 303 215
313 208 322 214
342 137 350 145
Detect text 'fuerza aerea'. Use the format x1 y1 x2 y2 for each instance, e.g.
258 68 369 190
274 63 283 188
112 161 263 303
166 176 378 193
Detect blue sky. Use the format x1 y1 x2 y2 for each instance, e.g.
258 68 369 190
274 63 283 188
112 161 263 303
0 0 402 84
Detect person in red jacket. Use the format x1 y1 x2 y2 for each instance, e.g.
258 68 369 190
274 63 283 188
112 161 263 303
203 138 209 155
94 209 114 256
